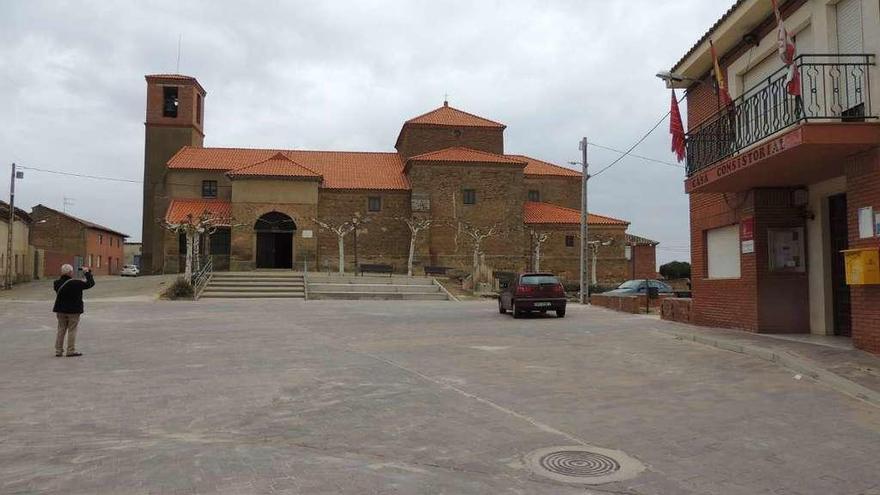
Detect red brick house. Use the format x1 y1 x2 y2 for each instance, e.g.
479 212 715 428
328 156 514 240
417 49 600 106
665 0 880 354
30 205 128 276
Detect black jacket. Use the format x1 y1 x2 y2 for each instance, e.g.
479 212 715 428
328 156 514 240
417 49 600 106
53 272 95 314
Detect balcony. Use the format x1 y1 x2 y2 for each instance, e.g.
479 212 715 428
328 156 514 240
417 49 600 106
686 54 877 178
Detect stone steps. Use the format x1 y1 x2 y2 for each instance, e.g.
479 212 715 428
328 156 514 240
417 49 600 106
308 291 449 301
200 272 305 299
305 275 451 301
308 283 436 293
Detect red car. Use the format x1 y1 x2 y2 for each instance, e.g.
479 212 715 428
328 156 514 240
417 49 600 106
498 273 567 318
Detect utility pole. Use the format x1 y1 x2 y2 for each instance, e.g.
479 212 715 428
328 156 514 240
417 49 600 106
4 163 18 290
578 138 589 304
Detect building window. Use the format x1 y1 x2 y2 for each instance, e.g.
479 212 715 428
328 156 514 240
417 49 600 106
706 224 741 279
368 196 381 212
163 86 179 118
196 93 203 124
99 234 103 245
89 254 93 267
202 180 218 198
462 189 476 205
528 190 540 202
97 256 102 269
565 235 575 247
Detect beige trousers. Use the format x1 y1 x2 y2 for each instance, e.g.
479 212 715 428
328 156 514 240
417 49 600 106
55 313 81 354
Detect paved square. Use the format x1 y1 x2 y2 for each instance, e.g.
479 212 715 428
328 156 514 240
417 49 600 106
1 296 879 494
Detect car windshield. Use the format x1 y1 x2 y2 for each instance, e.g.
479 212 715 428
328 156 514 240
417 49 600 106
521 275 559 285
617 280 643 289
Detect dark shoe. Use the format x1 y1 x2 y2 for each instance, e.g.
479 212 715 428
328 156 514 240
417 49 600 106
66 352 82 357
55 352 63 357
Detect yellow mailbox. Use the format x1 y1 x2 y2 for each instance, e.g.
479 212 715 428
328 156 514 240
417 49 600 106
842 247 880 285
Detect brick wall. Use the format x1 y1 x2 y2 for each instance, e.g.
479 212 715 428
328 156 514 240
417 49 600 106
396 125 504 160
407 162 528 273
85 229 125 276
846 149 880 354
523 176 581 210
661 297 693 324
527 224 629 285
315 190 411 272
629 244 658 280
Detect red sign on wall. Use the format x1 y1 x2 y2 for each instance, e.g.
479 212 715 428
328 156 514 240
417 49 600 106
741 217 755 241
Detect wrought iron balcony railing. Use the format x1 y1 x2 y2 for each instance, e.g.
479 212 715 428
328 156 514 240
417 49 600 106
686 54 876 176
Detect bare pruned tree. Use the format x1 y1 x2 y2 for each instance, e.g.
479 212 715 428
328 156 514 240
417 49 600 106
457 222 500 286
397 216 432 276
313 214 365 274
529 230 551 271
160 210 227 282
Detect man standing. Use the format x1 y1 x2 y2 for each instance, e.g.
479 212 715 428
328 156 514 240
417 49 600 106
53 264 95 357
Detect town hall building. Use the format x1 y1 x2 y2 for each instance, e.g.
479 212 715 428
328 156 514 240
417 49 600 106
140 74 657 284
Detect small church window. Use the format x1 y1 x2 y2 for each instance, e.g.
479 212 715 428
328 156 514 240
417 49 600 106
202 180 218 198
565 235 575 247
368 196 381 212
163 86 179 118
528 190 540 202
462 189 476 205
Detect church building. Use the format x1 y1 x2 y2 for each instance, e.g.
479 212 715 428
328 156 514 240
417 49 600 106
140 74 655 284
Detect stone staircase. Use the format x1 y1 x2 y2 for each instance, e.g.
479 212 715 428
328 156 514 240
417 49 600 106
200 271 305 299
306 274 452 301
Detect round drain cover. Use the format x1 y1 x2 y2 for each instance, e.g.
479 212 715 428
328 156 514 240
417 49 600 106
525 445 644 485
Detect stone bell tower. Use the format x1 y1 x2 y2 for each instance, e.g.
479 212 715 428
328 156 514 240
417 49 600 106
141 74 206 274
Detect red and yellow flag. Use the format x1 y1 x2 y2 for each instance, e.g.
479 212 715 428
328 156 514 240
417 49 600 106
709 39 732 106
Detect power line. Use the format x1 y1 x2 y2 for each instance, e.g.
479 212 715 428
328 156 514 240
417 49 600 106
591 92 687 178
18 166 141 184
588 142 684 169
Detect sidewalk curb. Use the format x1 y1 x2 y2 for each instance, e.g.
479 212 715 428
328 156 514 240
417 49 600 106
655 327 880 408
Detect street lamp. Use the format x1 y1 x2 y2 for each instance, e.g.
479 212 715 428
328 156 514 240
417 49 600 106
4 163 24 290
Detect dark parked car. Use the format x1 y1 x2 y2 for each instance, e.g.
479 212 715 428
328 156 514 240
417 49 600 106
499 273 567 318
604 279 674 295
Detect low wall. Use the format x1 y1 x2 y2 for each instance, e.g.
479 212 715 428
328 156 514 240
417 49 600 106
591 293 670 314
660 297 693 324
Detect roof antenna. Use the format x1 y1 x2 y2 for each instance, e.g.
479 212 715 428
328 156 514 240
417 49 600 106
176 34 182 74
443 92 449 107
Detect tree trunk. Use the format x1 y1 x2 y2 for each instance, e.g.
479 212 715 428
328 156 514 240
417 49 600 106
407 235 416 276
591 248 598 285
472 242 480 286
338 235 345 274
192 232 201 274
184 231 194 282
534 242 541 272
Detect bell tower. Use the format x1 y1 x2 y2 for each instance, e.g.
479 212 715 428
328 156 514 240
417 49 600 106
141 74 206 274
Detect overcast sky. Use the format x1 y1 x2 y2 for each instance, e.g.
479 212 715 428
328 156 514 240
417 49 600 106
1 1 731 264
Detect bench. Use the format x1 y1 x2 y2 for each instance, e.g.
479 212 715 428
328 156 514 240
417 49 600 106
359 264 393 276
423 266 452 276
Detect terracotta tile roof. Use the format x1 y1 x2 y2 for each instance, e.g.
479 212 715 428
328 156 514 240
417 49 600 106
167 147 409 190
33 204 128 237
523 202 629 226
226 152 322 179
408 147 526 164
625 233 659 246
509 155 581 177
165 199 232 226
404 102 505 128
0 200 32 224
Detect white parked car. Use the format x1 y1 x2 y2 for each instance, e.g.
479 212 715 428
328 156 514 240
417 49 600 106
120 265 140 277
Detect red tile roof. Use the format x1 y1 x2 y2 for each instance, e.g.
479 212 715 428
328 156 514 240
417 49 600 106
408 146 527 164
167 147 409 190
145 74 206 94
226 152 322 179
625 233 659 246
509 155 581 177
165 199 232 226
33 204 128 237
523 202 629 226
404 102 505 128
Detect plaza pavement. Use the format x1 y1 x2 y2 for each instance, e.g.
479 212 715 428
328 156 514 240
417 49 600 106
1 295 879 494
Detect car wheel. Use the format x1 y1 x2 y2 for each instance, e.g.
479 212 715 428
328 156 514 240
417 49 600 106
556 309 566 318
512 303 522 318
498 300 507 314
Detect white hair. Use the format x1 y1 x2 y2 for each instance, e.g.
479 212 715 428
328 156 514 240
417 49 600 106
61 264 74 275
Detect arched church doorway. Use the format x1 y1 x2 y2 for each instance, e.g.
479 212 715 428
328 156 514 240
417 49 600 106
254 212 296 269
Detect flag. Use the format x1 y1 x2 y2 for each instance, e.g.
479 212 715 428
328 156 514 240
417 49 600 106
670 90 686 162
771 0 801 96
709 40 732 106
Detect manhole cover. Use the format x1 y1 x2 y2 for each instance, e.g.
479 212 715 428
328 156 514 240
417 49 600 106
525 445 644 485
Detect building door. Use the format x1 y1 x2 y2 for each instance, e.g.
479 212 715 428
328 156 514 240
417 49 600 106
828 193 851 336
254 212 296 269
